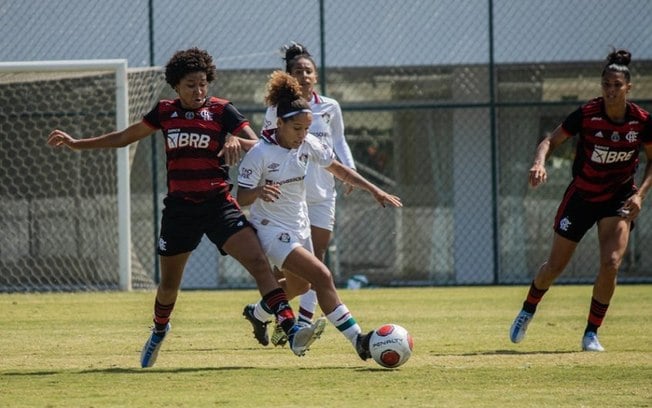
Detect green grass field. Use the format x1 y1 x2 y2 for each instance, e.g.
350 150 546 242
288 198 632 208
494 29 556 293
1 285 650 407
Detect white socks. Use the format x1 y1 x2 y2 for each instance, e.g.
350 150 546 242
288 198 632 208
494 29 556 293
326 304 361 346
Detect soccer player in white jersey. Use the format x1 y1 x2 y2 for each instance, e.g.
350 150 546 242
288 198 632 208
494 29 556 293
238 70 402 360
246 43 357 346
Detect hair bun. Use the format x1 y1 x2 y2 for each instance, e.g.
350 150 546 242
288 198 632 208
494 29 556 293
282 41 311 62
607 49 631 66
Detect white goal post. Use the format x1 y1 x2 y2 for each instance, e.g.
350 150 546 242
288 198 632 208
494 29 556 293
0 60 132 290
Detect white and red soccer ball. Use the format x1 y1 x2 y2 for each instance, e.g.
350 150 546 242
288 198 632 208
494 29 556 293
369 323 414 368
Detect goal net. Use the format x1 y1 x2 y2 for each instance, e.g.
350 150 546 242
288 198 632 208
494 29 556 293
0 60 166 292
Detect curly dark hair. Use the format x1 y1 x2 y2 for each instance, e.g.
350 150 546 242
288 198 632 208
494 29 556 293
164 47 216 87
264 70 310 119
602 48 632 82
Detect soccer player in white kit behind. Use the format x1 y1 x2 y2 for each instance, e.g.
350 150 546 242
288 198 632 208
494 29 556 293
237 70 402 360
247 42 358 347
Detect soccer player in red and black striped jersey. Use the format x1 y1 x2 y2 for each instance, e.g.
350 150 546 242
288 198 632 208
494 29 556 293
47 47 326 367
509 48 652 352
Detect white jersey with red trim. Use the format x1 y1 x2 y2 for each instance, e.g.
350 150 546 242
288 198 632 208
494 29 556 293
238 132 335 239
261 92 355 203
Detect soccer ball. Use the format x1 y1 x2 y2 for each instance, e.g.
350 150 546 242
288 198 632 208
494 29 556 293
369 324 414 368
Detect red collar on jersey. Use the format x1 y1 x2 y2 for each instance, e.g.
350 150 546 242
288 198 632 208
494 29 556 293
261 128 280 145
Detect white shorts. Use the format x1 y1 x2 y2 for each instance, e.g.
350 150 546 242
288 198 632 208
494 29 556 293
307 198 336 231
255 225 313 269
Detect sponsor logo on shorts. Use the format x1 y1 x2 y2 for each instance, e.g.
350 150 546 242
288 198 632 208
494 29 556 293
158 238 167 251
278 232 291 243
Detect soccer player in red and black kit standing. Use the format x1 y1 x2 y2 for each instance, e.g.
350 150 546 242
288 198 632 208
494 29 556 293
47 47 326 367
509 48 652 352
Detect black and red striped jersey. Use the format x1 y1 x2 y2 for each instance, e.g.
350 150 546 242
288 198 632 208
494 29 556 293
561 97 652 202
143 96 249 202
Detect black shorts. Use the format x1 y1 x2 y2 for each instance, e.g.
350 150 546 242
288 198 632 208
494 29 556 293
157 193 251 256
553 183 635 242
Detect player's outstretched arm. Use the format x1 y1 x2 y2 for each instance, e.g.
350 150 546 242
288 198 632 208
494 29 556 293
326 160 402 208
47 121 154 150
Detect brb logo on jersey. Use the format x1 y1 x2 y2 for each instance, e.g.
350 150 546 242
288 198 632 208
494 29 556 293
166 129 211 149
591 145 635 164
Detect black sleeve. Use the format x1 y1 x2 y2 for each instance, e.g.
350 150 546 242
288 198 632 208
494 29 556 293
560 107 582 136
143 102 161 129
642 116 652 145
222 103 249 135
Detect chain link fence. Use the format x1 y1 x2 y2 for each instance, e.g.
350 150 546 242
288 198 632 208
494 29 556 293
2 0 651 291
